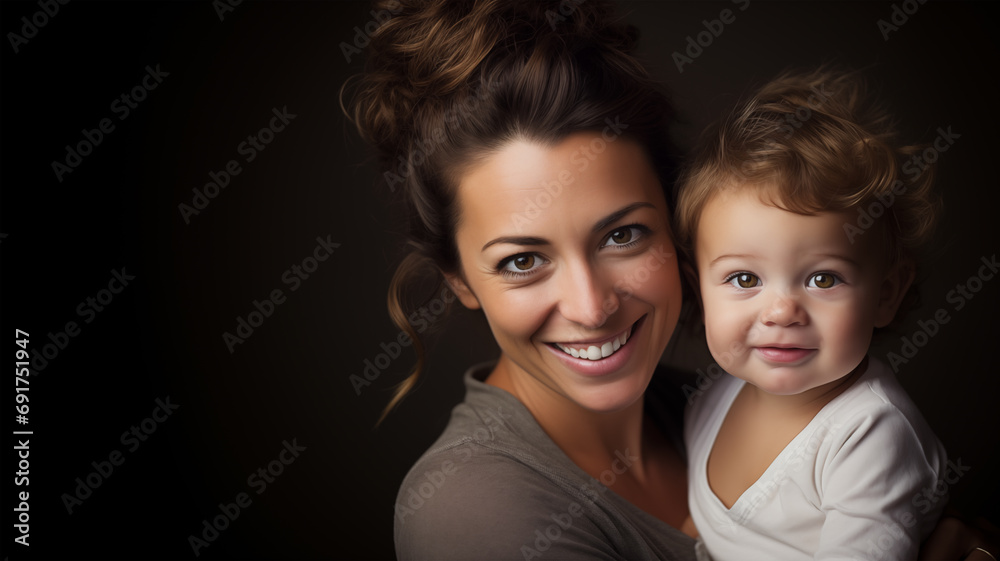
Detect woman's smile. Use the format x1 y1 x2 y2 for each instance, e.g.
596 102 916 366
545 315 647 377
551 319 634 361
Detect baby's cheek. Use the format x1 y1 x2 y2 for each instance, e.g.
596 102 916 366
825 314 873 365
704 322 735 366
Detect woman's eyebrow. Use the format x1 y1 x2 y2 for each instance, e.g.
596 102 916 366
481 236 547 252
592 202 655 233
481 202 655 252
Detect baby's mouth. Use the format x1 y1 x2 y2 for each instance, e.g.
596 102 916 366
550 318 640 361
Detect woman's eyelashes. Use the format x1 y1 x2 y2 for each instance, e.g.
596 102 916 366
495 224 651 279
721 271 845 290
601 225 649 249
498 253 546 278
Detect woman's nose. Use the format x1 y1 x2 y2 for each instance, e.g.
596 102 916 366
558 264 620 329
760 293 808 327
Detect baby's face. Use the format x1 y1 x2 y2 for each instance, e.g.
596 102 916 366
694 188 898 396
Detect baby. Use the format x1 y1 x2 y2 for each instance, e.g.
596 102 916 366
675 68 949 560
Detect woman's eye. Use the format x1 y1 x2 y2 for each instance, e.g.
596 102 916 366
727 273 760 289
808 273 841 289
511 255 535 270
603 226 644 248
499 253 543 276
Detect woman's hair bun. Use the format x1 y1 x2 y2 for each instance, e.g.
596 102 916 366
345 0 638 162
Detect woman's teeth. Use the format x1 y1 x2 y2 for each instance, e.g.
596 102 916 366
555 328 631 361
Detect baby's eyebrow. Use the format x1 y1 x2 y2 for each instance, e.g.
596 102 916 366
811 253 863 268
708 253 755 267
707 253 863 269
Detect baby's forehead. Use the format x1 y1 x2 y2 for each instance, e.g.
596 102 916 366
697 187 890 261
700 179 798 210
704 178 854 219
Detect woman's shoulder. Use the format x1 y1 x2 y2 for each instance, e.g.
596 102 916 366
393 367 619 559
394 441 596 560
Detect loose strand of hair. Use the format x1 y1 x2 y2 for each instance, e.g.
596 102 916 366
376 251 433 427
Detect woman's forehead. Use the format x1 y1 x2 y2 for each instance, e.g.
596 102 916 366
453 133 667 235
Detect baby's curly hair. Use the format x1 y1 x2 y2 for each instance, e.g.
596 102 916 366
675 66 940 317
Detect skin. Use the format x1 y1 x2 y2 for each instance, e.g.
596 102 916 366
444 132 693 530
693 187 914 507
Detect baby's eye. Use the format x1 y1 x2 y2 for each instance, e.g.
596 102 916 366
726 273 760 289
808 273 841 289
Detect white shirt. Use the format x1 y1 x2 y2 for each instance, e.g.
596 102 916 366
684 358 949 561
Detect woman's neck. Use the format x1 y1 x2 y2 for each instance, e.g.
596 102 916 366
485 354 650 483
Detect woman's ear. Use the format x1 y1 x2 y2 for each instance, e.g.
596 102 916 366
875 259 916 328
443 271 481 310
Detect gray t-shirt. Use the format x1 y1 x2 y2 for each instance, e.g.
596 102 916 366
394 363 698 560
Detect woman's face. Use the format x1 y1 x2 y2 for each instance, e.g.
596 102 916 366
446 132 682 413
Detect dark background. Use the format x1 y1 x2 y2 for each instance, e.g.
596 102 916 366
1 1 997 559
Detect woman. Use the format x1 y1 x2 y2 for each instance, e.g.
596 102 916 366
344 1 993 559
347 0 693 557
